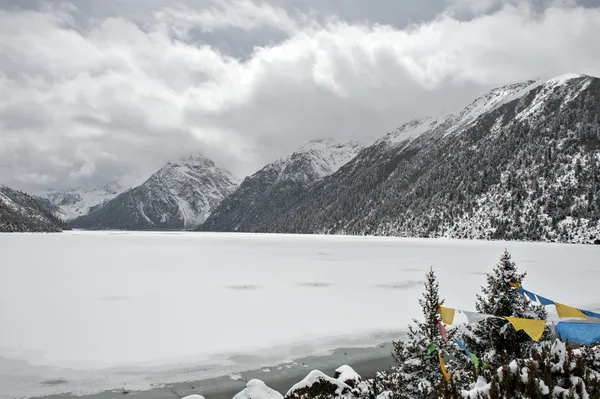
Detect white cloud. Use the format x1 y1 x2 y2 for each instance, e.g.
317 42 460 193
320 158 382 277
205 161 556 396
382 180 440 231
0 1 599 191
156 0 303 34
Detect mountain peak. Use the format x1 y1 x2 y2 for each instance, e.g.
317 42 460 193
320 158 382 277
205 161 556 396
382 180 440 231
72 153 239 230
279 139 365 183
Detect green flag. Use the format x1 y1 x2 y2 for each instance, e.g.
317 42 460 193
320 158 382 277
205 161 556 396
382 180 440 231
469 353 479 369
425 343 436 356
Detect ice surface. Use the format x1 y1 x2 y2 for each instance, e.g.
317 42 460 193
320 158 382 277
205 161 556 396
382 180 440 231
0 232 598 398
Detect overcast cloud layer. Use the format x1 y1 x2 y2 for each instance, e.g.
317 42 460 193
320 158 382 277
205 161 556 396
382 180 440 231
1 0 600 191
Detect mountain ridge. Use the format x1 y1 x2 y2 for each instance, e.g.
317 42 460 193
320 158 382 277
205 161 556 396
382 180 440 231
201 73 600 243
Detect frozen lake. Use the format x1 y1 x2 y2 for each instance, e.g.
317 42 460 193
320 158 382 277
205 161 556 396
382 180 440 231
0 231 598 397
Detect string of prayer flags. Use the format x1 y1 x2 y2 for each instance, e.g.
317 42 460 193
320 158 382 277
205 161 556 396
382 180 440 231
514 286 600 321
504 317 545 341
438 352 450 381
437 304 545 342
438 305 456 325
436 318 449 342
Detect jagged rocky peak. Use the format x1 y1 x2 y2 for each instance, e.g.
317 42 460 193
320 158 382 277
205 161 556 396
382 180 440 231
275 139 365 184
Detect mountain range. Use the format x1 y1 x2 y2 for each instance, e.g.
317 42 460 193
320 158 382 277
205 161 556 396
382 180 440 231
200 74 600 243
3 73 599 242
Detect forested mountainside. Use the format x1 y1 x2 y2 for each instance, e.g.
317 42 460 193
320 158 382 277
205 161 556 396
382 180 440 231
202 74 600 244
71 154 239 230
0 186 69 232
200 139 364 232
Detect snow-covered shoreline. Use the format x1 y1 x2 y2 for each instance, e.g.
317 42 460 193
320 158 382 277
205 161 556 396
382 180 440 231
21 343 395 399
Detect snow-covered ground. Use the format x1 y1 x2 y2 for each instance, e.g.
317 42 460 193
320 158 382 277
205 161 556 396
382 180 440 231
0 232 598 398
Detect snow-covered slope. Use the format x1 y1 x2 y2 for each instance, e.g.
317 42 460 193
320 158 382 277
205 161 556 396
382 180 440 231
39 183 124 220
277 139 365 183
71 154 239 230
200 139 365 232
200 73 600 243
378 79 539 148
0 186 68 232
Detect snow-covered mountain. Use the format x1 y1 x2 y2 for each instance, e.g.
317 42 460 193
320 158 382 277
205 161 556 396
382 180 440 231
202 73 600 243
200 139 365 232
377 79 539 148
263 139 364 184
1 186 69 232
39 183 124 220
71 154 239 230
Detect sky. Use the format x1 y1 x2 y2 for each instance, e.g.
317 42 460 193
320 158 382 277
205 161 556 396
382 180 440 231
1 0 600 191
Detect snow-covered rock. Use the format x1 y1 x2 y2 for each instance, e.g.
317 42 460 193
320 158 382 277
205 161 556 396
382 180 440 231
181 395 206 399
334 365 361 388
71 154 239 230
286 370 351 398
233 379 283 399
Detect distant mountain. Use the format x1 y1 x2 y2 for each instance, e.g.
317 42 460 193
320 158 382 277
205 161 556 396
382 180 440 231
39 183 124 220
200 139 365 232
71 154 239 230
201 74 600 244
0 186 69 232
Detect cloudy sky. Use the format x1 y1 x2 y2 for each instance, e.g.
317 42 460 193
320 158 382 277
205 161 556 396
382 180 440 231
1 0 600 191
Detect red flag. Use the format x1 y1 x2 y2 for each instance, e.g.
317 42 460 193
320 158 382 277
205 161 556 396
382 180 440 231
437 318 448 342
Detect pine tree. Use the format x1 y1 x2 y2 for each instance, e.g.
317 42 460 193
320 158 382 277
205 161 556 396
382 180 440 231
463 249 548 365
391 267 460 398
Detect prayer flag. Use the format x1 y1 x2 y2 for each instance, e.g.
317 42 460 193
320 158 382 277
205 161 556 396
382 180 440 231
555 303 587 319
504 316 545 341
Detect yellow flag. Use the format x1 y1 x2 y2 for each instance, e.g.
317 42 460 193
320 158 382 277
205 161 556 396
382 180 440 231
555 303 587 319
438 305 456 325
504 317 545 341
508 282 520 288
438 352 450 381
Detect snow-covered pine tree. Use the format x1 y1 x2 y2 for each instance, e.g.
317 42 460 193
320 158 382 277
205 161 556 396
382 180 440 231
463 249 548 365
390 267 462 398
